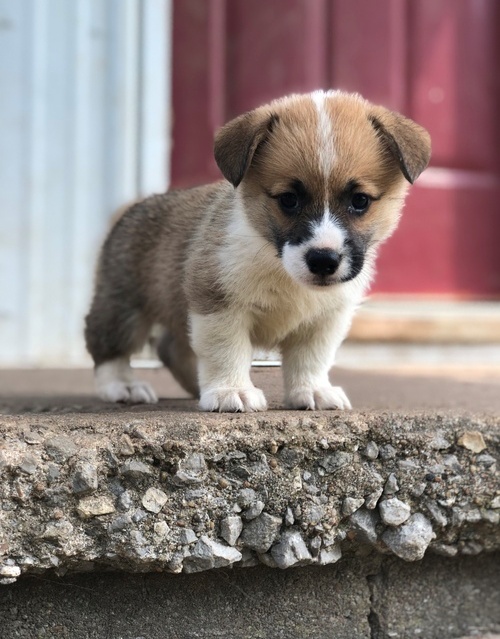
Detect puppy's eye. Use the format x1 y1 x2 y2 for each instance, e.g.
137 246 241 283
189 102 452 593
278 192 299 214
350 193 371 214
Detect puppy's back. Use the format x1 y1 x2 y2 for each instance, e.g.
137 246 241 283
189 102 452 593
86 183 226 365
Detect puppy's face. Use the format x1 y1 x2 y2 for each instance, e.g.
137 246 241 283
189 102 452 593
215 91 431 288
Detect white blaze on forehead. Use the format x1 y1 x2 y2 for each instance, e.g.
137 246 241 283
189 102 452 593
311 90 335 178
310 209 345 251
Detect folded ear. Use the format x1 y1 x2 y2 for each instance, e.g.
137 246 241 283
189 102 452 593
214 109 277 187
369 107 431 184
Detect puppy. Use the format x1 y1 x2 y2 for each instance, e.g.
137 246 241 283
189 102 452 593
85 90 431 412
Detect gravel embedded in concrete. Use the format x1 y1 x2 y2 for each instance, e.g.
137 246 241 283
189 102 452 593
365 487 384 510
362 441 379 460
240 513 283 554
379 498 411 526
179 528 197 545
342 497 365 516
382 513 435 561
243 500 265 520
72 461 98 495
142 487 168 513
220 516 243 546
121 460 152 480
173 453 207 486
0 403 498 583
383 473 400 495
350 508 380 544
183 536 242 573
318 544 342 565
76 495 116 519
458 431 487 453
319 451 353 474
271 530 312 568
44 435 78 461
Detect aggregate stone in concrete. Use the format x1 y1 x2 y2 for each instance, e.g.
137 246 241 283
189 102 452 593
71 461 98 495
379 497 411 526
382 513 435 561
44 435 78 461
0 367 499 635
117 433 135 456
237 488 256 508
0 565 20 578
239 513 283 554
220 516 243 546
383 472 400 495
141 486 168 513
19 456 37 475
153 521 170 539
0 396 499 583
271 530 312 568
365 486 384 510
318 544 342 565
76 495 116 519
242 500 265 520
108 514 133 533
362 441 379 460
342 496 365 516
173 452 207 485
319 451 353 473
183 536 242 573
120 459 152 480
458 430 487 453
349 508 381 544
179 528 197 545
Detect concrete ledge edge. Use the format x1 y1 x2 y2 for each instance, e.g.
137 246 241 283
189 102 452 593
0 410 499 583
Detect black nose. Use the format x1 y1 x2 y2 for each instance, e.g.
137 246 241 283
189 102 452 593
305 248 341 276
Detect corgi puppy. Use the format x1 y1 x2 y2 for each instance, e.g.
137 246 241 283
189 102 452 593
85 90 431 412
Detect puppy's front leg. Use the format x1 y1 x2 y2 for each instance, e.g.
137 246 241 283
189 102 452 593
190 311 267 413
281 311 353 411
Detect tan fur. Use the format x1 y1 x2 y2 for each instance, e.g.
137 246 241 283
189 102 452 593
85 90 430 410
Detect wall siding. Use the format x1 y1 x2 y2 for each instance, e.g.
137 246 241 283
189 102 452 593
0 0 171 365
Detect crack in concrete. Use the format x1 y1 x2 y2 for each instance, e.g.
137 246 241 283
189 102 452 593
367 567 386 639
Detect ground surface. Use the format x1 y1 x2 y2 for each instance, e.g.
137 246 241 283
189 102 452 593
0 365 499 639
1 365 499 415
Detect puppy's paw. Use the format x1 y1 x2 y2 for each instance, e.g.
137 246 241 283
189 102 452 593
199 387 267 413
128 380 158 404
286 385 351 411
97 380 158 404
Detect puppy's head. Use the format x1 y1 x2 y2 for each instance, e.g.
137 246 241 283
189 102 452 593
214 91 431 288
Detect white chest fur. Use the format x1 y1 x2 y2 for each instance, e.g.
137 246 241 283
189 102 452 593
217 206 368 349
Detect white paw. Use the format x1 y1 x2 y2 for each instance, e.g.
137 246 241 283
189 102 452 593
286 385 351 411
128 380 158 404
98 380 158 404
199 387 267 413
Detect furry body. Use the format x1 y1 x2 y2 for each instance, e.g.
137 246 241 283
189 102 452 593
85 91 431 411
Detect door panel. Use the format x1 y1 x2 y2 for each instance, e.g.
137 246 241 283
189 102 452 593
172 0 500 297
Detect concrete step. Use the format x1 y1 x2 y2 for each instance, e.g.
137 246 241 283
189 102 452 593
0 367 499 638
349 300 500 343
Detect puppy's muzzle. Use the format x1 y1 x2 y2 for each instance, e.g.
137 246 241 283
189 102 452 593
305 248 341 277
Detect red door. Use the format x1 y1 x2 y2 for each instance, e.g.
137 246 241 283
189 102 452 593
172 0 500 298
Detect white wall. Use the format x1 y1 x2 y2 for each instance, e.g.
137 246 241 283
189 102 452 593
0 0 171 366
